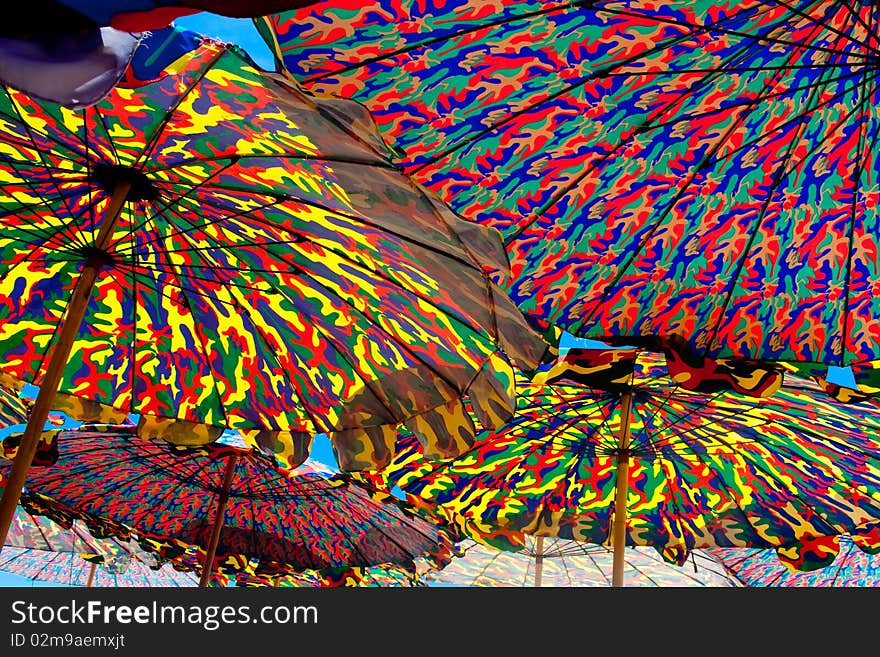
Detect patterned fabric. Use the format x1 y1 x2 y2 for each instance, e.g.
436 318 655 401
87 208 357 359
356 349 880 569
260 1 880 367
235 565 421 587
711 535 880 586
428 536 737 587
1 503 198 586
0 427 456 578
0 547 198 587
0 27 549 471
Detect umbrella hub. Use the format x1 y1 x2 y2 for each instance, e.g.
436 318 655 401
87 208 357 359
91 164 158 203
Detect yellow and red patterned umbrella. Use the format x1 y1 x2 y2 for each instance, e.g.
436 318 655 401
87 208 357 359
710 534 880 587
2 503 199 586
0 25 549 546
355 346 880 586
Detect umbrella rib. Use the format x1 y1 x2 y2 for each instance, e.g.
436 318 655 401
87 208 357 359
132 48 228 170
707 66 880 169
3 102 96 249
630 385 742 454
570 13 843 336
112 215 232 429
647 420 778 551
104 160 236 252
126 230 500 348
838 20 880 365
833 0 880 46
635 390 870 463
22 200 124 388
118 177 494 276
633 406 707 563
109 170 500 330
0 173 97 252
638 65 865 137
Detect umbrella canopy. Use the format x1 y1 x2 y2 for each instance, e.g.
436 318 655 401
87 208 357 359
354 347 880 586
0 426 458 586
0 25 550 545
0 547 198 586
710 535 880 586
259 1 880 370
2 503 198 586
426 536 736 587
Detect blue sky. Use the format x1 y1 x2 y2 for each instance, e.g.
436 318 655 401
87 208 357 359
174 14 275 69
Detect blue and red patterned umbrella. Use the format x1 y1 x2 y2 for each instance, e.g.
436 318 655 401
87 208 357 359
353 347 880 586
258 1 880 380
1 426 457 586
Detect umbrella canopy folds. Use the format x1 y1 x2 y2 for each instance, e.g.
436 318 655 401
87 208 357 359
426 536 736 587
0 426 458 586
0 26 550 545
354 347 880 586
2 504 198 586
710 534 880 586
235 564 423 587
259 1 880 373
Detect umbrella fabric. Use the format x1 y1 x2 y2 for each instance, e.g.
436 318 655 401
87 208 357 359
355 347 880 572
0 426 457 579
0 383 28 429
0 547 198 586
426 536 736 587
0 26 548 474
259 1 880 369
235 565 422 587
710 535 880 587
2 503 199 586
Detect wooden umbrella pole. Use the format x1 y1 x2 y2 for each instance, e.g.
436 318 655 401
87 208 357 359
0 181 131 550
534 536 544 588
199 454 238 588
611 390 634 588
85 562 97 588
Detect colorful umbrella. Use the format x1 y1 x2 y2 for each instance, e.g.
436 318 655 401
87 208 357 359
258 1 880 371
0 547 199 587
710 535 880 587
0 26 549 545
354 347 880 586
426 536 737 587
0 426 458 586
235 564 423 587
2 503 198 586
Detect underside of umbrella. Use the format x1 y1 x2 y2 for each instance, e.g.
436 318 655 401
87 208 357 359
259 1 880 368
